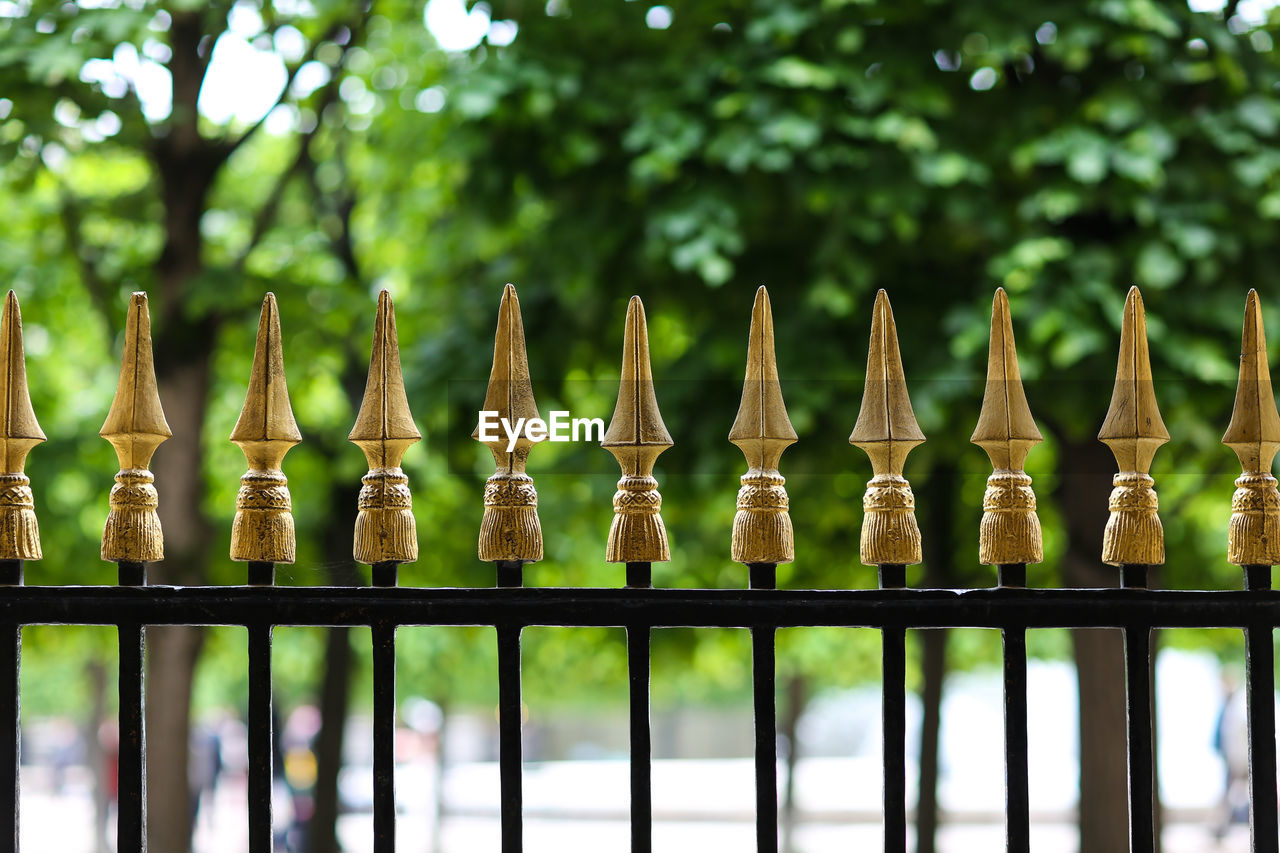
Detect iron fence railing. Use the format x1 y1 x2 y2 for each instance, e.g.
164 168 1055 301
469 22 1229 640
0 282 1278 853
0 562 1276 853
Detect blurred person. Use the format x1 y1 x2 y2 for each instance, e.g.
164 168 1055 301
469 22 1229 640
282 705 322 853
188 721 222 830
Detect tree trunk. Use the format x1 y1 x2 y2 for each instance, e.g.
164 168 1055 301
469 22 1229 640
915 629 946 853
144 11 223 850
915 462 958 853
309 626 353 853
1053 434 1155 851
307 360 368 852
780 674 807 853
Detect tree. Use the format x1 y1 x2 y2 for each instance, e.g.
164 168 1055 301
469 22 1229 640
1 1 378 848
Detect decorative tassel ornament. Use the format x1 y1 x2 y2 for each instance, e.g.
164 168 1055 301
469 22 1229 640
850 290 925 567
972 289 1043 567
1098 287 1168 567
1224 290 1280 568
351 291 420 565
730 287 797 566
230 293 301 565
473 284 544 565
0 291 44 561
603 297 673 564
100 293 170 564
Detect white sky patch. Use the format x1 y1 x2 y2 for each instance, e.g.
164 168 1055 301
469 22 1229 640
645 6 673 29
112 42 172 122
227 1 264 37
1188 0 1280 21
290 60 331 98
425 0 493 51
197 32 287 125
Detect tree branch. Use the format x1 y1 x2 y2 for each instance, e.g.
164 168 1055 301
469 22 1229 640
230 58 344 276
55 186 123 340
224 2 373 160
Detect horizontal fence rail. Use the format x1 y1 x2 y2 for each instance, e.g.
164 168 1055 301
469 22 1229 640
0 581 1279 629
0 567 1277 853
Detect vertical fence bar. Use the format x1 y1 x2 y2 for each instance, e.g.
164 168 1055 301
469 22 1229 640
749 563 778 853
496 561 523 853
997 563 1030 853
879 564 907 853
1245 564 1279 853
247 561 275 853
371 561 398 853
0 560 20 853
117 561 146 853
1120 564 1155 853
626 561 653 853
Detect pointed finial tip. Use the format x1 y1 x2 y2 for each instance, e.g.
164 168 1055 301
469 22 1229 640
629 294 643 307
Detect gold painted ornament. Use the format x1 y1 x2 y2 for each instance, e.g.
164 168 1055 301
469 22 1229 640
1224 289 1280 566
100 292 171 563
350 290 420 565
473 284 543 564
0 292 44 561
603 296 673 563
730 286 796 565
1099 287 1168 567
971 288 1043 566
850 290 925 566
230 293 302 564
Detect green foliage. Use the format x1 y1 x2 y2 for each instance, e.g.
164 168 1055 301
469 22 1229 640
2 0 1280 721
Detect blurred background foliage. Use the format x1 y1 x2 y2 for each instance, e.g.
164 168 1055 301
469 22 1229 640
2 0 1280 849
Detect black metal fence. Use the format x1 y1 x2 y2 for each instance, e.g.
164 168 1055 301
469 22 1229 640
0 557 1275 853
2 280 1279 853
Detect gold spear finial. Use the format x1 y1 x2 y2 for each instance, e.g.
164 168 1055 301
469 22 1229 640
0 291 44 561
971 288 1043 566
350 290 420 565
1224 289 1280 566
230 293 302 564
100 292 171 563
603 296 673 563
1099 286 1169 566
849 289 925 566
730 286 797 565
473 284 543 563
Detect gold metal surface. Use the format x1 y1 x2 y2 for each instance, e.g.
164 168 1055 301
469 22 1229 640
100 292 171 563
971 288 1043 566
351 290 420 565
0 291 44 561
603 296 673 563
230 293 302 564
729 286 796 565
1224 289 1280 566
473 284 543 563
1099 286 1168 567
850 290 924 566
